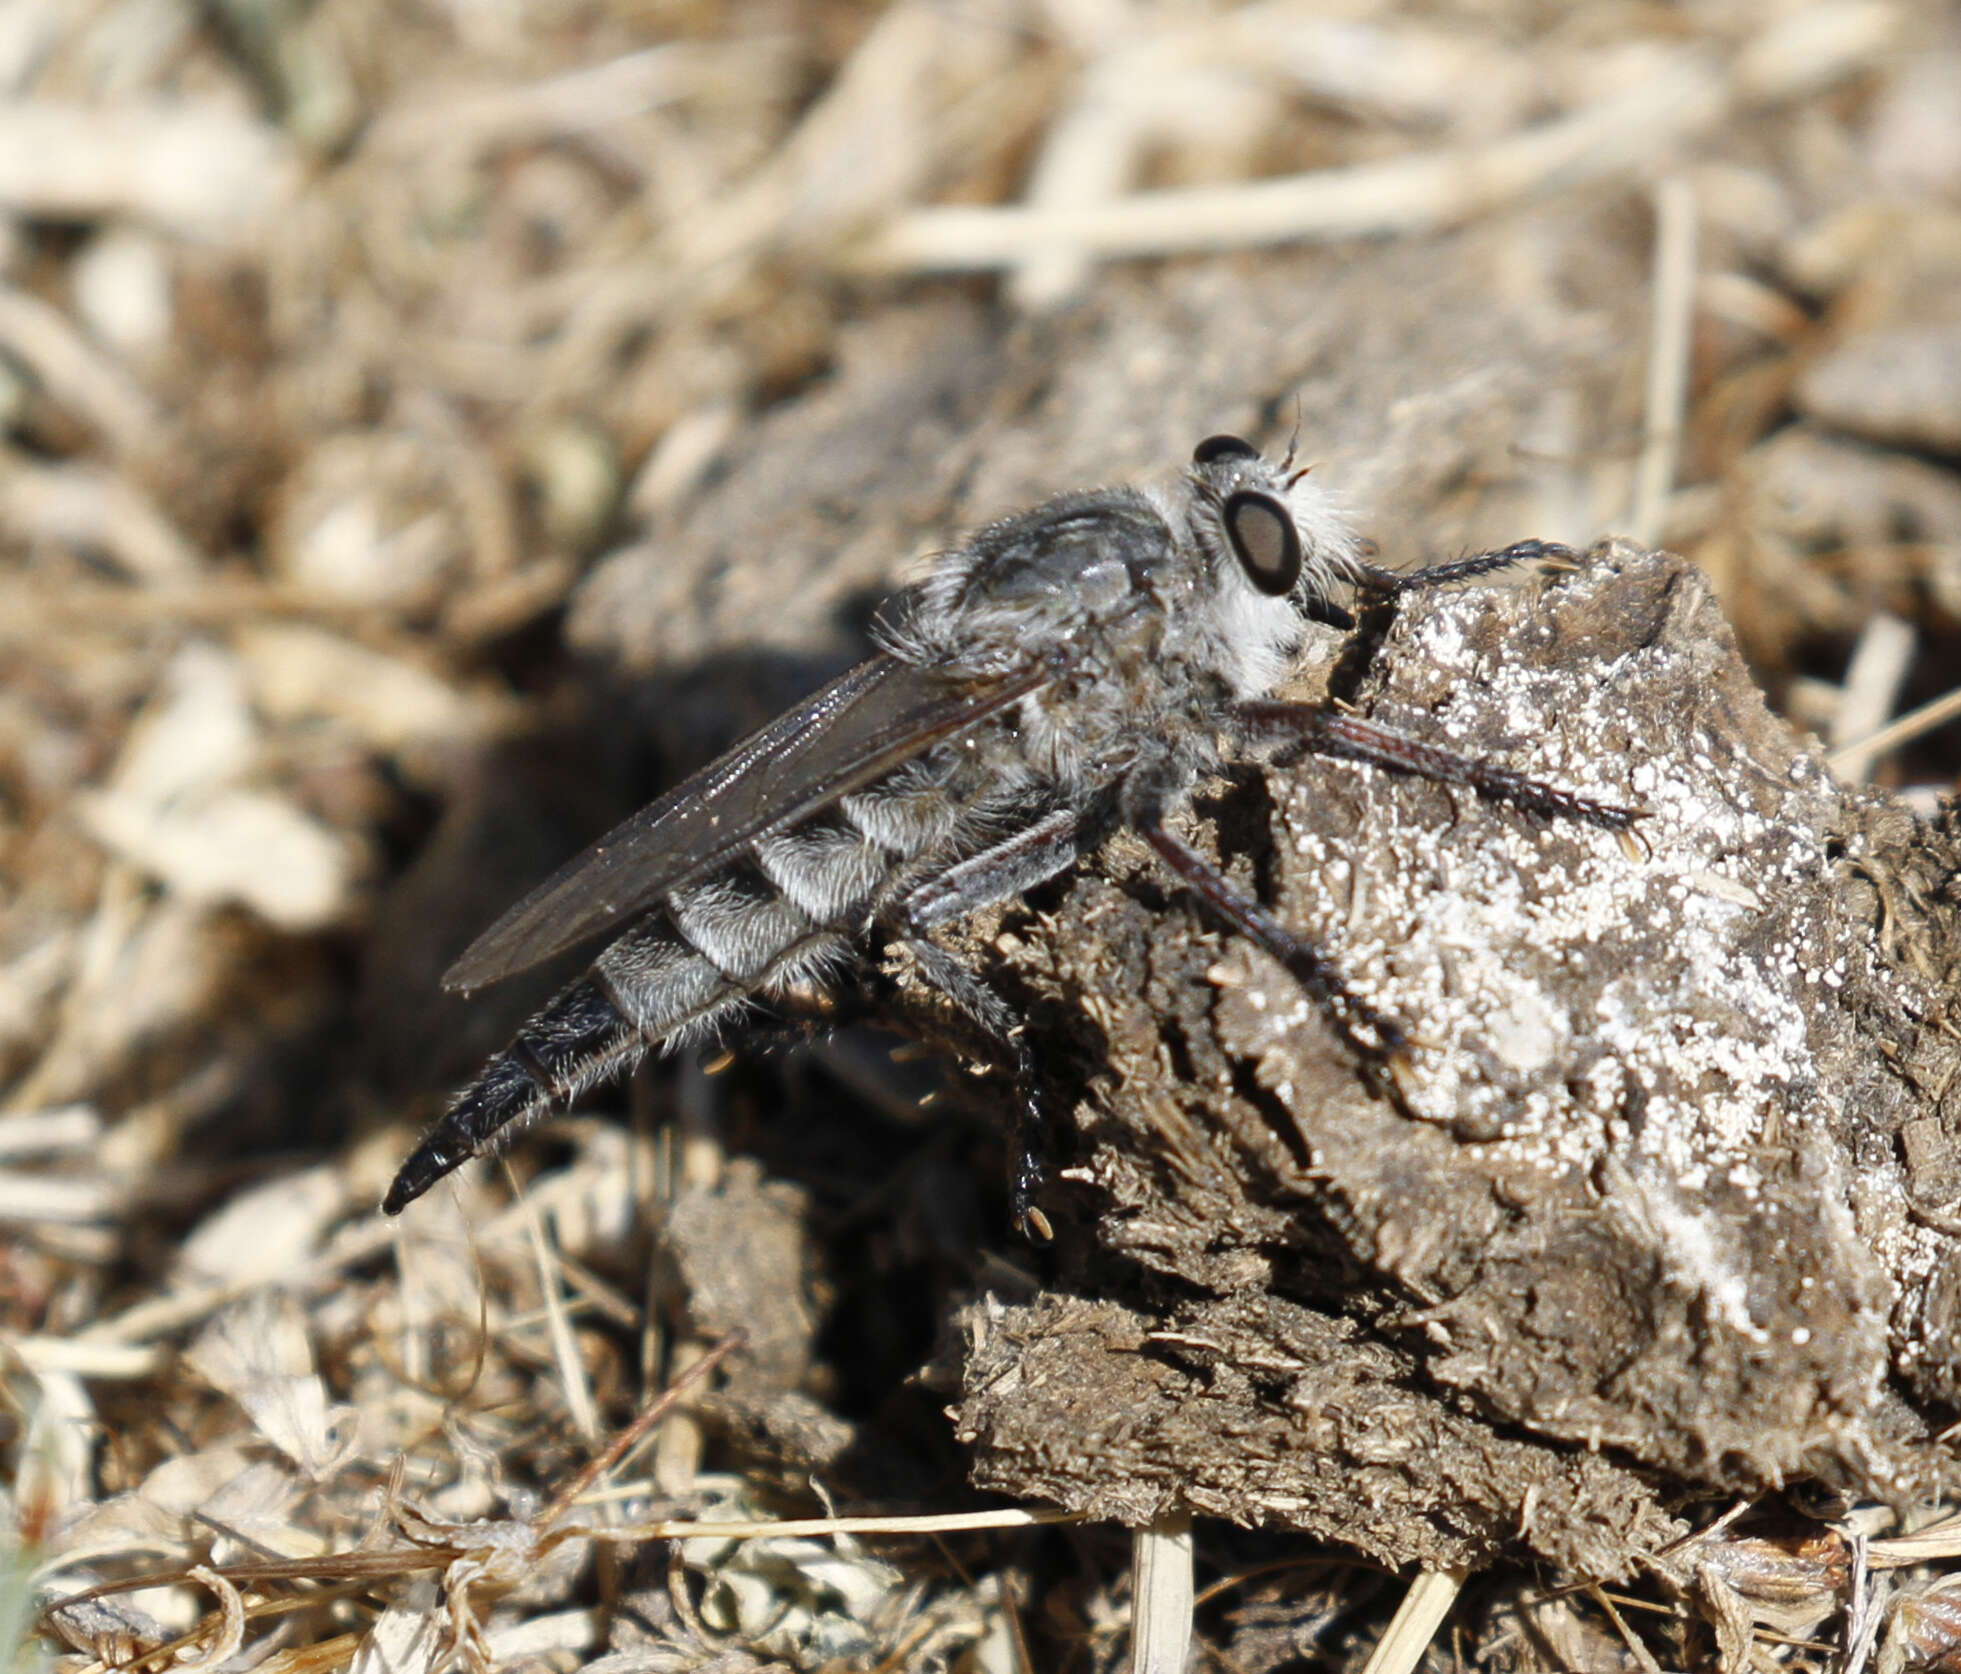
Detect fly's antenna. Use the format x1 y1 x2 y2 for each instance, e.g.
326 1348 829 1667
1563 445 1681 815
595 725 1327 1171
1280 398 1303 473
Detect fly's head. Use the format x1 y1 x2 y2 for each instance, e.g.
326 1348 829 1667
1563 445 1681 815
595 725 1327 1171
1160 433 1362 701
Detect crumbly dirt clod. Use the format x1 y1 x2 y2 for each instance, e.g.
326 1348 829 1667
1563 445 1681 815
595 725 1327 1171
953 545 1961 1576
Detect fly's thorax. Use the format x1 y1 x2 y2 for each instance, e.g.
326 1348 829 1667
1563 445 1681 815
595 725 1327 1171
1003 648 1220 797
892 461 1358 711
896 487 1182 676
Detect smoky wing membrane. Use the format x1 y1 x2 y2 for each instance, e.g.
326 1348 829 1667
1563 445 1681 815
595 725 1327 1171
442 653 1051 993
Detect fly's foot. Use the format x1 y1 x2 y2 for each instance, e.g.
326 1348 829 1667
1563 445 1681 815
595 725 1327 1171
1011 1148 1055 1242
1264 933 1407 1059
1331 989 1408 1060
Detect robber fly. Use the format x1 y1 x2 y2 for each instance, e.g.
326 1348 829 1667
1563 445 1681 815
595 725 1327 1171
384 434 1635 1219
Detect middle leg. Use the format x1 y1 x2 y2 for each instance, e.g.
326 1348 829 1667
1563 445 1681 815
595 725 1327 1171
1232 702 1640 832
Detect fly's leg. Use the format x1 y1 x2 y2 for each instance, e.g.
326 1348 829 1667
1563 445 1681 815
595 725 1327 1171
1354 538 1578 597
1233 702 1640 832
1303 597 1358 632
1326 542 1584 693
902 806 1083 929
895 935 1048 1231
1137 815 1406 1057
891 805 1087 1235
1313 541 1580 631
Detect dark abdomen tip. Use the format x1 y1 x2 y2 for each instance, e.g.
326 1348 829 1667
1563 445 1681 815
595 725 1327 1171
382 1051 549 1213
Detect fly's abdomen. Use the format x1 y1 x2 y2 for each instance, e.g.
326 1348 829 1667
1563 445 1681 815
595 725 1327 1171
381 935 714 1215
753 815 889 920
384 813 915 1213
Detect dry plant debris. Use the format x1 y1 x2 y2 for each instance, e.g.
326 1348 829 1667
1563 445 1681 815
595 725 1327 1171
1 3 1959 1673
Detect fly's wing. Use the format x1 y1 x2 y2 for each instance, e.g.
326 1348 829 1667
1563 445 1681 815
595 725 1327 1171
442 652 1050 992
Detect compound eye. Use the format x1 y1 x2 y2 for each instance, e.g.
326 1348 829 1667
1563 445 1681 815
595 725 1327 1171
1223 490 1301 596
1192 434 1260 467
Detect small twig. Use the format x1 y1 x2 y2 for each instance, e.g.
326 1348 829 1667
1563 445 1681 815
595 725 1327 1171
518 1176 602 1446
861 58 1726 273
0 452 203 582
1829 671 1957 779
0 100 295 236
362 41 766 156
1842 1533 1882 1674
1360 1569 1466 1674
1829 614 1917 785
555 1504 1081 1541
0 289 166 462
1586 1582 1667 1674
536 1328 747 1530
1128 1518 1195 1674
1628 175 1698 546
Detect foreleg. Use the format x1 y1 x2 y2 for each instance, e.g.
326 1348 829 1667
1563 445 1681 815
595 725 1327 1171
1312 541 1578 631
1352 538 1578 597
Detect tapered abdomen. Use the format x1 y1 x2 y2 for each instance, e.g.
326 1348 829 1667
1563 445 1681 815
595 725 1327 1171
383 803 931 1214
